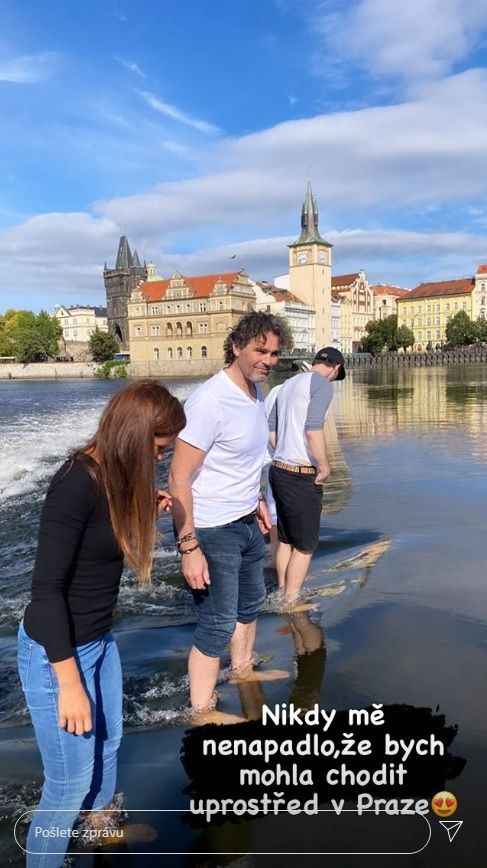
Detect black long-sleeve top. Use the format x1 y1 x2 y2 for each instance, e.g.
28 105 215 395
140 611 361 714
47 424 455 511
23 455 123 663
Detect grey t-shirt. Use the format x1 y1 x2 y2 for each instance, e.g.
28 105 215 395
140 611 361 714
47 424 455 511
268 371 333 465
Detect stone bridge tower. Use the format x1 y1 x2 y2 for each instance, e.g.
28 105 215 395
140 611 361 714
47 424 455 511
104 236 147 349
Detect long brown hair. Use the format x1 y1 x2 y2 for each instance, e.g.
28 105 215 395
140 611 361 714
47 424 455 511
74 380 185 584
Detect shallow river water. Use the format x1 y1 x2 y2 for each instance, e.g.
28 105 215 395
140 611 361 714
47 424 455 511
0 365 485 867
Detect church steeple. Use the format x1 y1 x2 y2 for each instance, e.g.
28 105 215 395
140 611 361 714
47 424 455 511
291 180 328 246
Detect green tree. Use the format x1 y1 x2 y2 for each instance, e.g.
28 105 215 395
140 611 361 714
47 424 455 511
274 314 294 352
445 310 477 347
396 324 415 351
89 328 119 362
475 316 487 343
15 330 51 363
1 309 62 362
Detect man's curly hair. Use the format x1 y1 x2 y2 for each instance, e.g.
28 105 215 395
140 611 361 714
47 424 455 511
223 311 285 365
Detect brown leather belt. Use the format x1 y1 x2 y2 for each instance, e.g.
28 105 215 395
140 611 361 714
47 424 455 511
272 460 316 475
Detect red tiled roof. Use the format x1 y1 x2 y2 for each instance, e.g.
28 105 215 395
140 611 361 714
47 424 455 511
476 264 487 274
139 272 241 301
401 278 474 300
331 273 360 287
372 285 410 298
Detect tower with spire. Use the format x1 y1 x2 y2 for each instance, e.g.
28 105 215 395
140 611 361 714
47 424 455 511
288 182 333 347
104 236 147 349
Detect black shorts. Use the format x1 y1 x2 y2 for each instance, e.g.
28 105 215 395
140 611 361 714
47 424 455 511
269 464 323 553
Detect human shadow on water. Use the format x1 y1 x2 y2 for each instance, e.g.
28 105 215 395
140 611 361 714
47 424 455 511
182 614 327 865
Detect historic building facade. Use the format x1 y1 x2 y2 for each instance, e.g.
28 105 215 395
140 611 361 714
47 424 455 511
127 270 256 364
253 281 315 351
396 265 487 351
331 271 374 353
54 305 108 342
372 284 410 320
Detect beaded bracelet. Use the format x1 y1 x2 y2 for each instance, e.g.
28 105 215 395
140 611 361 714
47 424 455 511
180 543 201 556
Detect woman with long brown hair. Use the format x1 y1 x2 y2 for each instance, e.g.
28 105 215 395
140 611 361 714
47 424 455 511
17 380 185 868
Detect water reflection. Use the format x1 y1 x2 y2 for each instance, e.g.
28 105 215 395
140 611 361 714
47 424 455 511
333 365 487 464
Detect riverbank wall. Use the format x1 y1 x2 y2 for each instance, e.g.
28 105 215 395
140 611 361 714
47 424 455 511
0 362 97 379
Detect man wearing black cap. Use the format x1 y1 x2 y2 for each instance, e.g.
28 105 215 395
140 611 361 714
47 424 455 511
268 347 345 602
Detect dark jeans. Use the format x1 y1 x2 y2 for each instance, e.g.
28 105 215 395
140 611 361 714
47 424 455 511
193 516 266 658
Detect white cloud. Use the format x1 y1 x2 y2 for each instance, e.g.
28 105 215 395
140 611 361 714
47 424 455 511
0 51 59 84
2 67 487 307
138 90 220 135
94 69 487 238
310 0 487 92
117 58 146 78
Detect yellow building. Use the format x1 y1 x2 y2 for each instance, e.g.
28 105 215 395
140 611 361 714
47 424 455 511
396 265 487 351
331 271 374 353
127 269 256 364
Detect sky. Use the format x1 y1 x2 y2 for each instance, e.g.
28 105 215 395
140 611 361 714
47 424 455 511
1 0 487 312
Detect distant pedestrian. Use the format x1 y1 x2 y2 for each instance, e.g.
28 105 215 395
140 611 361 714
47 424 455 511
268 347 345 602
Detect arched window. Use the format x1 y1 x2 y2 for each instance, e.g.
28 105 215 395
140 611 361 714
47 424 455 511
153 347 160 360
150 325 160 336
135 326 142 337
186 321 193 336
167 347 173 360
166 323 173 336
177 346 183 359
186 346 192 358
201 345 207 358
176 321 183 336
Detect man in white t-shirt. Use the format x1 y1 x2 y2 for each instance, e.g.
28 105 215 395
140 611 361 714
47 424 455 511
169 312 284 713
268 347 345 602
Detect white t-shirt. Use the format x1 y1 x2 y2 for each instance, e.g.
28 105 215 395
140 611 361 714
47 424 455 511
178 369 269 527
268 370 333 466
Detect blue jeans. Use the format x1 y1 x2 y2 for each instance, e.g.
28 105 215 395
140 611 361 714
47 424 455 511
17 623 123 868
193 516 266 658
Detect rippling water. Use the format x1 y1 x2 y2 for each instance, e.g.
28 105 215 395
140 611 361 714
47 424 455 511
0 367 486 866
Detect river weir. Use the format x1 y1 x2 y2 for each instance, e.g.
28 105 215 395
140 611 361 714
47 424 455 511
0 366 485 865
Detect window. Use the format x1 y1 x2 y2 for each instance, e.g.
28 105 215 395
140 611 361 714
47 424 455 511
177 346 183 359
436 304 440 312
198 302 207 312
219 301 223 310
166 305 171 313
446 303 450 311
201 345 207 358
167 347 173 359
427 318 431 326
427 305 431 313
153 348 160 361
198 322 208 334
462 302 467 309
166 323 173 336
176 321 183 336
185 321 192 336
481 297 486 306
436 331 440 339
186 346 192 359
151 305 158 315
436 317 440 325
150 325 160 336
135 326 141 337
454 302 458 310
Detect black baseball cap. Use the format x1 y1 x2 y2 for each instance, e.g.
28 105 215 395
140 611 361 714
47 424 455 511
312 346 346 380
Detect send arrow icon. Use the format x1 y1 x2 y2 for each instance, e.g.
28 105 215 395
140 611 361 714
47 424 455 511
439 820 463 842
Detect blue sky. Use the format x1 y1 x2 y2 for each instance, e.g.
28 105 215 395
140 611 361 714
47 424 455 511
1 0 487 311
